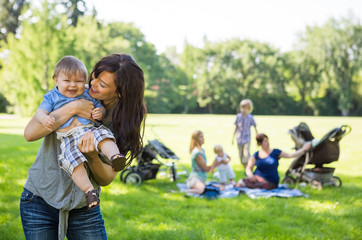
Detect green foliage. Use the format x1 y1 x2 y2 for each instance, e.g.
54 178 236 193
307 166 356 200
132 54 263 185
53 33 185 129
187 39 287 113
299 16 362 116
0 0 27 43
61 0 87 26
0 2 186 115
178 43 201 113
0 0 361 116
283 51 322 114
1 1 69 116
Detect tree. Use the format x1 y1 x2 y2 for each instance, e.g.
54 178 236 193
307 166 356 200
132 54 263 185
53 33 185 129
179 42 201 113
300 16 362 116
194 39 286 113
0 1 69 116
0 0 27 43
61 0 87 26
283 51 322 115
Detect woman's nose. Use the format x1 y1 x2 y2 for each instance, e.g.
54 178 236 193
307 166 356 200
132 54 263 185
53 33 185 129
92 79 99 89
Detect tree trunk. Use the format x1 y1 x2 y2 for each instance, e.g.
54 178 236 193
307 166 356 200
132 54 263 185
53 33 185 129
208 103 213 114
183 96 188 113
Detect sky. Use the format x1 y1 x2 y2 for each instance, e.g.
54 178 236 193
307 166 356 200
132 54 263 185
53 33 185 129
85 0 362 53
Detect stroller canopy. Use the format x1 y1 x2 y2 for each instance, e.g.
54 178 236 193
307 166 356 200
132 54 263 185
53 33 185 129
289 124 351 168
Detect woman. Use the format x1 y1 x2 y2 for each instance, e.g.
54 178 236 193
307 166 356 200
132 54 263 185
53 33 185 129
21 54 147 240
186 130 218 194
236 133 311 190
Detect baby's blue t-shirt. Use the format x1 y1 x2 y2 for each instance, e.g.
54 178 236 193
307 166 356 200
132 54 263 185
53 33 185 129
39 87 103 130
253 149 282 185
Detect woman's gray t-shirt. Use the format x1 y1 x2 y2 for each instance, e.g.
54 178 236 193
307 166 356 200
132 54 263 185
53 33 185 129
23 104 116 239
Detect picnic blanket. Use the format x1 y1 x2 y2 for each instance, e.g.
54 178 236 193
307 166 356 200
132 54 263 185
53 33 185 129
176 182 308 199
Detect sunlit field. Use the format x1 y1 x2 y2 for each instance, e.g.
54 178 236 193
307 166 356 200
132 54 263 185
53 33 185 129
0 114 361 239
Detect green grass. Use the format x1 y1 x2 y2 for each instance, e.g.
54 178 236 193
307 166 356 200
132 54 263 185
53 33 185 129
0 114 361 239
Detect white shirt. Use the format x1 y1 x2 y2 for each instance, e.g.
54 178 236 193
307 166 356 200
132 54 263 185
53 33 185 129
215 153 229 171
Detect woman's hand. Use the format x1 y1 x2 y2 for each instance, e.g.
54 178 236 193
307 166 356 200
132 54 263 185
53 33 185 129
78 131 98 159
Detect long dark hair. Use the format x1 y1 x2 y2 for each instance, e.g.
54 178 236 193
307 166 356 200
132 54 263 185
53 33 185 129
90 54 147 166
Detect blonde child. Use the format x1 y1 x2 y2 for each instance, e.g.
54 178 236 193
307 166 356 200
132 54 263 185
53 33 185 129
34 56 125 209
232 99 258 170
211 144 236 186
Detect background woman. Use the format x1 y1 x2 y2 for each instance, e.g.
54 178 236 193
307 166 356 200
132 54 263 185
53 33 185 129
21 54 147 240
186 130 218 194
236 133 311 190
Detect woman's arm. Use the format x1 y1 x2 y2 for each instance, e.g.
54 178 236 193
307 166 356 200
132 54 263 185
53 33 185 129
279 142 312 158
195 155 212 172
212 158 226 167
210 159 218 173
78 131 117 186
245 156 256 177
24 99 95 141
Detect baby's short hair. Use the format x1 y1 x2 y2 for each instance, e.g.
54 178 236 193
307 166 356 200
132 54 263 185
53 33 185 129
53 56 88 81
239 99 253 113
213 144 223 153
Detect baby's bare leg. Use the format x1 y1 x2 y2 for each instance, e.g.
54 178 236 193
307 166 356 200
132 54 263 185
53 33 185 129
72 163 99 208
72 163 94 193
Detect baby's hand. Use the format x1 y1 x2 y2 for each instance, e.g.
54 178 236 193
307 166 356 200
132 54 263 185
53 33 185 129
92 107 104 120
42 115 56 131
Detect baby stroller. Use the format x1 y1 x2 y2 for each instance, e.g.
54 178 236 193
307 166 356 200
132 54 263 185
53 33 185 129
282 122 351 190
120 139 189 185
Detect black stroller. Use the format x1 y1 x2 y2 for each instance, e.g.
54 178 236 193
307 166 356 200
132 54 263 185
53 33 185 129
120 139 189 185
282 122 351 190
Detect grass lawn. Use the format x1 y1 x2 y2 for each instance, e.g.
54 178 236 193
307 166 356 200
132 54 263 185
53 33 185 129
0 114 361 239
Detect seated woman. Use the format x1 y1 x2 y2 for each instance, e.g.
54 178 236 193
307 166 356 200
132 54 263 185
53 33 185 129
236 133 311 189
186 130 219 194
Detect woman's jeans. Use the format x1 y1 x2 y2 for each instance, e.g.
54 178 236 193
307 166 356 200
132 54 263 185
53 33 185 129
20 188 107 240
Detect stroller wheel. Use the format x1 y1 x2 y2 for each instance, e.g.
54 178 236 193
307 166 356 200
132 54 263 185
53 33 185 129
310 180 322 190
125 172 143 185
282 176 296 188
331 176 342 187
120 168 131 182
